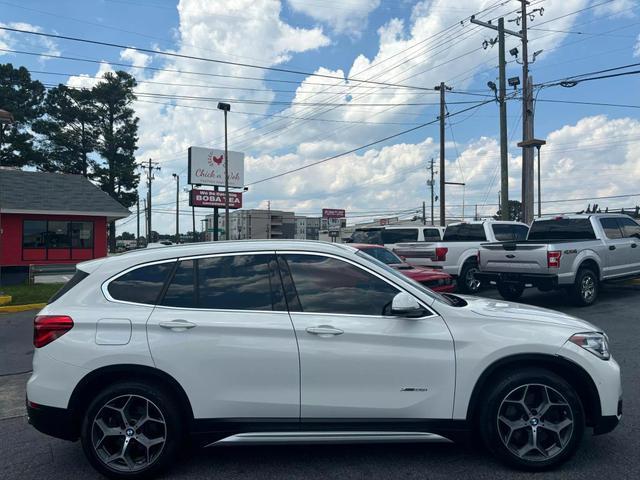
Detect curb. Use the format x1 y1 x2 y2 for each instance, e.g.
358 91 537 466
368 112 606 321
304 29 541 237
0 295 12 306
0 303 46 313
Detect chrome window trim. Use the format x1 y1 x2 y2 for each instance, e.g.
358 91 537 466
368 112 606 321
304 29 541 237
276 250 435 318
102 258 178 307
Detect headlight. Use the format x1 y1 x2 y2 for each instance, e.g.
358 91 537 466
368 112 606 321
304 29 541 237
569 332 610 360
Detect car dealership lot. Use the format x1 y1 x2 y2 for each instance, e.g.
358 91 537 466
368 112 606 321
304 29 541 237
1 284 639 480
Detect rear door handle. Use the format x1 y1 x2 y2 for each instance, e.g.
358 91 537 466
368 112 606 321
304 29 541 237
159 319 197 330
609 245 616 251
306 325 344 337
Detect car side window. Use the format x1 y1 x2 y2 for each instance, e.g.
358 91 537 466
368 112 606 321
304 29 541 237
423 228 442 241
197 254 285 311
600 218 624 239
381 229 418 244
492 224 529 241
282 254 400 316
616 217 640 239
107 262 175 305
162 260 196 307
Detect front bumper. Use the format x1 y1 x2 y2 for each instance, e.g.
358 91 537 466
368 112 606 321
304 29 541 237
26 400 78 441
475 271 559 289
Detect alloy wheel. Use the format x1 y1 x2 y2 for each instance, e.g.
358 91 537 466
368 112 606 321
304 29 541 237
466 267 481 292
581 275 596 302
91 394 167 473
497 383 574 461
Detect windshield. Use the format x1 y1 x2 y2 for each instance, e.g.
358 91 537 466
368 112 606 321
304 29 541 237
355 250 456 306
360 246 402 265
350 228 383 244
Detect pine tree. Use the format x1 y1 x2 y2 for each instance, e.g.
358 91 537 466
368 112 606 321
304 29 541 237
0 63 46 168
92 71 140 252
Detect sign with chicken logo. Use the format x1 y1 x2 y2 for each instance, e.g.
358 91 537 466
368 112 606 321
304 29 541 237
188 147 245 188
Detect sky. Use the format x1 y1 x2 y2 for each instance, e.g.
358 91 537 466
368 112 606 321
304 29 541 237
0 0 639 235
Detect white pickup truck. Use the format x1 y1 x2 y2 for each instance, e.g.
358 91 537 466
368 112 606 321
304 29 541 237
393 220 529 293
476 214 640 306
348 225 445 251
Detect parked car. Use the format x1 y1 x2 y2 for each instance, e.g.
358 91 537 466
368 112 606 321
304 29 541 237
476 214 640 306
28 240 621 478
352 243 455 293
394 220 529 293
348 225 444 251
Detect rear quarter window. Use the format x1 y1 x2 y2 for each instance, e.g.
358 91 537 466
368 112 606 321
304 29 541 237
107 262 175 305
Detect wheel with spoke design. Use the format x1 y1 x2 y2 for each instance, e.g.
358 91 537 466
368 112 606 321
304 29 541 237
478 368 584 470
81 381 184 479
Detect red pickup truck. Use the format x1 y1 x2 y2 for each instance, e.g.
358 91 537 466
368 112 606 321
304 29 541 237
352 244 455 293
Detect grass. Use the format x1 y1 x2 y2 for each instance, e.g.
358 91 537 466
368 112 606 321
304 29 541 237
0 283 64 305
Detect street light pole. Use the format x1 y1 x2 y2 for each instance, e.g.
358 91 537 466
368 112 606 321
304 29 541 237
217 102 231 241
172 173 179 243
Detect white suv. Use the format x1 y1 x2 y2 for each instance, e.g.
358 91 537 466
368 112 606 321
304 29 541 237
27 241 622 478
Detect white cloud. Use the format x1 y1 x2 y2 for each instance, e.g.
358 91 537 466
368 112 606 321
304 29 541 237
287 0 380 36
0 22 60 60
634 33 640 57
593 0 636 17
120 48 152 69
66 62 114 89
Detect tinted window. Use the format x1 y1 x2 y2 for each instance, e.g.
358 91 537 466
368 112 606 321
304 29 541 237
71 221 94 248
423 228 442 241
162 260 196 308
617 217 640 239
443 224 486 242
528 219 596 241
350 229 382 244
48 221 71 248
49 269 89 303
197 254 282 311
360 247 402 265
600 218 623 239
23 220 47 248
284 254 400 316
382 229 418 244
492 224 529 241
108 262 174 305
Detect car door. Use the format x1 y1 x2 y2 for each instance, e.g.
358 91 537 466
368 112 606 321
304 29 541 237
278 251 455 420
146 252 300 420
616 217 640 274
599 218 630 277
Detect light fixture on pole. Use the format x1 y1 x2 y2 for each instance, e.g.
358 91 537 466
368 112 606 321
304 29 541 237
217 101 231 241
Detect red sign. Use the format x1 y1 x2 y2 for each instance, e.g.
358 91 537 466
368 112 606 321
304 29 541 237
322 208 346 219
190 189 242 209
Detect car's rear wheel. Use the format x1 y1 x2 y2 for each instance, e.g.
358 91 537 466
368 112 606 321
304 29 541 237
497 282 525 301
478 368 584 470
570 268 598 307
459 261 482 294
80 381 184 479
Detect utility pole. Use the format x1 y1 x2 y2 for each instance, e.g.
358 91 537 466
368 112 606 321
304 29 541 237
136 197 140 248
520 0 534 225
422 201 426 225
435 82 451 226
186 187 196 242
471 15 522 221
217 102 231 240
141 158 160 242
172 173 180 243
427 158 436 226
143 198 148 241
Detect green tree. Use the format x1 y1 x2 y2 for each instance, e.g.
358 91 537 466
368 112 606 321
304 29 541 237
92 71 140 252
495 200 523 222
0 63 46 167
33 85 97 176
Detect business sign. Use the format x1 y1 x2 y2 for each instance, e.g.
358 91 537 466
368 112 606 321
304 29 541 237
189 189 242 209
188 147 245 188
322 208 346 219
379 217 399 226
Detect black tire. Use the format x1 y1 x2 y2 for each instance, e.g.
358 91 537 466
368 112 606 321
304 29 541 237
458 261 482 294
80 381 185 479
497 282 525 301
569 268 599 307
478 368 585 471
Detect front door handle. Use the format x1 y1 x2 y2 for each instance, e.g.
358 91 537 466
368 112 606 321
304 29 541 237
609 245 616 251
306 325 344 337
159 319 197 331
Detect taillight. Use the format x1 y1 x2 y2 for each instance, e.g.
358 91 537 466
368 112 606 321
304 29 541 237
547 251 562 268
34 315 74 348
434 247 448 261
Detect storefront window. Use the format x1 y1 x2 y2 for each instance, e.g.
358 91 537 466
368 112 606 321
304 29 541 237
23 220 94 249
23 220 47 248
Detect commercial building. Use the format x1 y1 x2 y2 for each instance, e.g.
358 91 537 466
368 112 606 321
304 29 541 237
204 209 296 240
295 216 321 240
0 169 129 282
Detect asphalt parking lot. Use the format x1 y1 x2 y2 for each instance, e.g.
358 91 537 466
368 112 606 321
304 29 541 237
1 284 639 480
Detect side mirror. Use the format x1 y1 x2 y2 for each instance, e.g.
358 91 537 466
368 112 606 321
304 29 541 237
391 292 427 318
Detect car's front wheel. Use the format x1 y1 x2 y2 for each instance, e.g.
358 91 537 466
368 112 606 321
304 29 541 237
80 381 184 479
478 368 584 470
